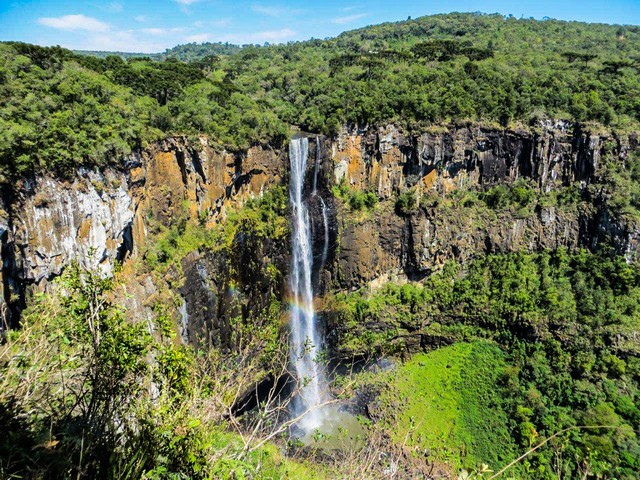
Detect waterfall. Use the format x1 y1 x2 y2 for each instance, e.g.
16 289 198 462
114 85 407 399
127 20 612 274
179 299 189 344
312 136 320 194
289 137 327 431
319 196 329 273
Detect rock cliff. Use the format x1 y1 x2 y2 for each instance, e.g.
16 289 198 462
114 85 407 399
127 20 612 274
324 123 640 289
1 137 284 330
3 121 638 351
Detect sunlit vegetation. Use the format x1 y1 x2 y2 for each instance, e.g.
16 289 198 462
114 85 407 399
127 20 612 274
2 13 640 179
332 249 640 478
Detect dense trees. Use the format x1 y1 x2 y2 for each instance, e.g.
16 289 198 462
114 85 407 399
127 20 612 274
0 43 285 178
2 13 640 179
214 13 640 133
0 43 155 177
334 249 640 478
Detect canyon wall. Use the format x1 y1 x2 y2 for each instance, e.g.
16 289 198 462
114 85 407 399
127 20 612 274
2 122 639 350
323 123 640 289
1 137 284 331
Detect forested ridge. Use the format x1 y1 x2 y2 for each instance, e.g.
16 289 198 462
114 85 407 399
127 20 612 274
2 12 640 178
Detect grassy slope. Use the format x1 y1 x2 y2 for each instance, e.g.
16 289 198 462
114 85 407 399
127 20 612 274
367 341 519 472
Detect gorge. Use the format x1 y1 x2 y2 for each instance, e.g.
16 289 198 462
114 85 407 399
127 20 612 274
1 12 640 480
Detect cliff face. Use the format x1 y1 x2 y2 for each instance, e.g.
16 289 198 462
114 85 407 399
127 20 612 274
1 137 284 330
324 123 640 289
3 122 639 350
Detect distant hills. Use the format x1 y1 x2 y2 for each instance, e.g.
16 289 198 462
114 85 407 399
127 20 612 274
74 41 242 61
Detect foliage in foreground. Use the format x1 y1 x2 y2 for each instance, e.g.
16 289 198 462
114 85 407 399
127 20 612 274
0 265 319 479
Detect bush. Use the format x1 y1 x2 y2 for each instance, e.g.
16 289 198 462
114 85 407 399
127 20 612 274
395 190 418 215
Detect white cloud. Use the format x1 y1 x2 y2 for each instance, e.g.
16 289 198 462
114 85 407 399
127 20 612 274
108 2 123 13
72 30 169 53
141 27 187 36
37 14 110 32
251 5 304 17
38 23 177 53
134 15 148 22
174 0 201 4
258 28 296 41
141 28 166 35
331 13 367 24
194 18 232 28
251 5 284 16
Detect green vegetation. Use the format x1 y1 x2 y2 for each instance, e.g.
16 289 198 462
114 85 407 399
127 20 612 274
0 43 158 178
333 249 640 478
395 189 418 215
217 13 640 134
362 341 519 472
157 42 242 61
3 13 640 179
0 263 324 479
3 11 640 479
0 42 287 178
143 185 289 273
74 41 242 62
332 179 378 212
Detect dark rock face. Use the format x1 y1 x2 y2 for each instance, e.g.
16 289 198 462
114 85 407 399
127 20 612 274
325 123 639 288
180 251 227 348
305 136 339 295
318 122 640 359
179 233 289 351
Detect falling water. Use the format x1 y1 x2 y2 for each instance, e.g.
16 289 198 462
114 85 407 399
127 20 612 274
319 197 329 273
312 136 320 194
313 136 329 274
289 137 327 431
179 299 189 344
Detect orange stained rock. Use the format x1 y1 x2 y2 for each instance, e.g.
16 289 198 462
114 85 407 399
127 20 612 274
77 219 92 241
423 169 438 190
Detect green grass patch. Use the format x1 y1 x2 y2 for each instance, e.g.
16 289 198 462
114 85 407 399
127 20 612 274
373 341 519 472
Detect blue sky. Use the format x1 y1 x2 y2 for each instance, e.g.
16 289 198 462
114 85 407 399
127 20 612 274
1 0 639 53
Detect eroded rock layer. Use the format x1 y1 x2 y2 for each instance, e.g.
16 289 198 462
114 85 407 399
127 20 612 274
326 123 639 288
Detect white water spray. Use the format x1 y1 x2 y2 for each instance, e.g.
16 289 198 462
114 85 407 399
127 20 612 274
179 299 189 344
319 197 329 273
289 137 327 431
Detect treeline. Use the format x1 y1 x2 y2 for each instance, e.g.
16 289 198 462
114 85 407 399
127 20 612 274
74 41 242 62
2 13 640 178
0 42 286 178
219 13 640 134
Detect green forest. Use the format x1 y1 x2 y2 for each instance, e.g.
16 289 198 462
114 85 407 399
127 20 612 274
333 249 640 477
2 13 640 178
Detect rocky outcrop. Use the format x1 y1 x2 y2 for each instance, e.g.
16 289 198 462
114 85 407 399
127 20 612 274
16 169 133 284
325 123 640 288
128 137 283 250
2 136 284 328
3 122 638 347
331 122 631 197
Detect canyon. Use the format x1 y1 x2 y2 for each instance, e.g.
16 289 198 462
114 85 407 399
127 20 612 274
2 121 638 356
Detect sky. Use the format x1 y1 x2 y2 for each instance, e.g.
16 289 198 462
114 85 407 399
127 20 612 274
0 0 639 53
